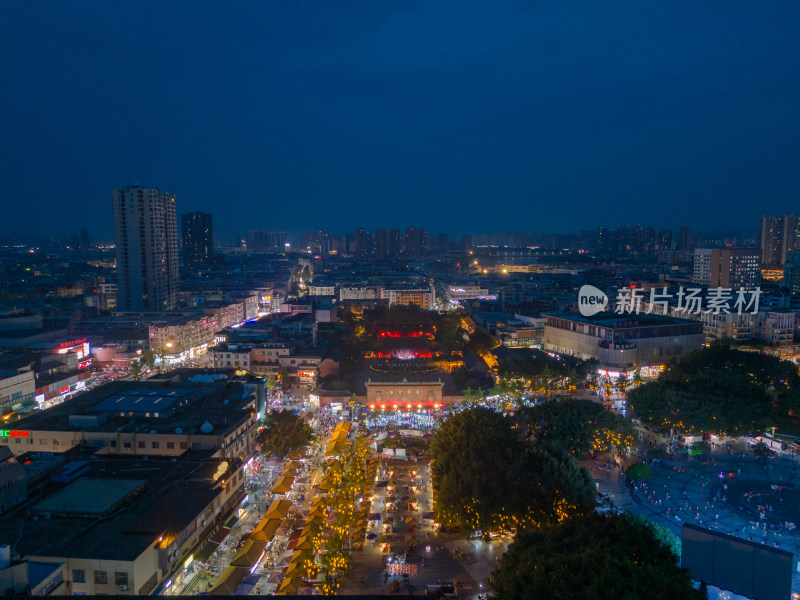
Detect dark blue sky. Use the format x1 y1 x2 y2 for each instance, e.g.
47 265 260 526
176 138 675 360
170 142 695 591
2 1 799 239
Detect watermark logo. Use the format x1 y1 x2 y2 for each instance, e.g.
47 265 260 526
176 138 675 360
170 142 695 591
614 286 762 316
578 285 608 316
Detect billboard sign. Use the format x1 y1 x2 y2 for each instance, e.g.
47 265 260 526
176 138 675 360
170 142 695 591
682 524 792 600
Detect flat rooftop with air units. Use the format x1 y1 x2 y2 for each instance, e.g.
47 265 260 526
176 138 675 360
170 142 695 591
0 377 260 459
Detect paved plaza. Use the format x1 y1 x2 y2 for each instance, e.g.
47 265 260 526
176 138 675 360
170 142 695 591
590 453 800 598
340 453 501 598
628 455 799 551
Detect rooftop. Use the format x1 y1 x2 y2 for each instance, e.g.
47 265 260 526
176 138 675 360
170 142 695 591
10 379 254 435
0 328 64 340
546 311 700 328
93 387 197 414
33 477 146 517
0 451 237 562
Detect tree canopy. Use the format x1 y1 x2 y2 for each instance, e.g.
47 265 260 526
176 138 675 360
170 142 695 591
430 407 594 532
628 343 800 435
467 326 499 354
491 513 704 600
498 348 598 380
519 398 637 455
497 349 598 394
257 410 315 458
430 407 519 531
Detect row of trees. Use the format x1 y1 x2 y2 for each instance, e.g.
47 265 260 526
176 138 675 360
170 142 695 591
255 414 370 594
317 436 371 593
495 349 600 395
628 343 800 435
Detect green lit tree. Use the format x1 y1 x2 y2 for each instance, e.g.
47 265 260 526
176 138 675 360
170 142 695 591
257 410 315 458
141 349 155 369
129 359 142 380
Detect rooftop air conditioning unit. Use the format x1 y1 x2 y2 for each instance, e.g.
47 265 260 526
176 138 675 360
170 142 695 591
119 584 127 591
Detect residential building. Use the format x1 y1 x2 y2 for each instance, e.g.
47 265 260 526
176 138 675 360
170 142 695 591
692 248 761 288
388 229 402 257
374 228 388 258
245 230 286 253
203 302 246 331
338 286 378 301
181 212 214 268
784 250 800 296
404 227 427 256
657 229 673 251
379 286 434 309
678 226 692 251
760 214 800 268
435 281 490 304
354 228 370 258
148 315 217 359
308 284 336 296
113 185 179 311
207 343 253 370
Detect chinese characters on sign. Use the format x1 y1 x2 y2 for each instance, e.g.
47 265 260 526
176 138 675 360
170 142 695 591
614 287 762 315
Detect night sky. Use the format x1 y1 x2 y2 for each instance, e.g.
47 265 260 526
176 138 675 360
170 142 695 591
1 1 799 239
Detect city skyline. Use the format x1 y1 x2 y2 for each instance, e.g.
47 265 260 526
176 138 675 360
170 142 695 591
0 215 771 247
3 3 800 598
2 2 800 238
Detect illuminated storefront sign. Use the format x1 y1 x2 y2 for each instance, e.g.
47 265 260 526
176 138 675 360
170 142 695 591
58 338 87 350
0 430 29 438
57 338 90 360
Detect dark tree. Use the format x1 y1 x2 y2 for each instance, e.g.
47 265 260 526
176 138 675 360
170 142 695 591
492 513 705 600
257 410 315 458
467 326 499 354
753 441 775 461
